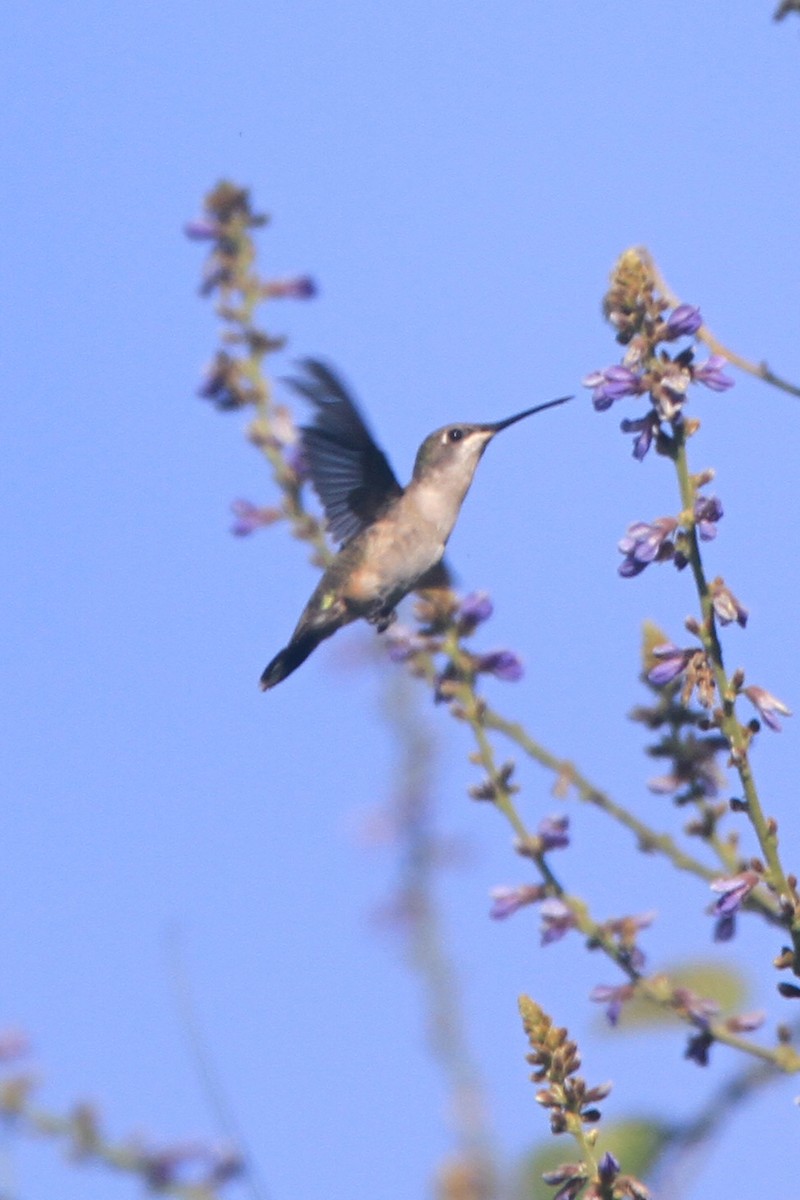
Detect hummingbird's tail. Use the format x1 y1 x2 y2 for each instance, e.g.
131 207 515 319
259 629 326 691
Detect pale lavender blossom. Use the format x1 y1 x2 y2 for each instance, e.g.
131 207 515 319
589 983 634 1026
618 517 677 576
184 217 222 240
475 649 524 682
262 275 318 300
694 494 723 540
284 442 310 481
647 642 692 687
489 884 543 920
711 871 759 916
744 685 792 731
539 898 576 945
230 499 281 536
0 1028 30 1062
537 814 570 851
620 410 660 460
710 579 748 628
457 591 494 633
693 354 735 391
727 1011 766 1033
673 987 720 1024
665 304 703 339
385 625 436 663
582 365 642 411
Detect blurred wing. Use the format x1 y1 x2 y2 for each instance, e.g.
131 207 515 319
288 359 403 546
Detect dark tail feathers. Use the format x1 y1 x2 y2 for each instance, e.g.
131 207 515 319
259 630 325 691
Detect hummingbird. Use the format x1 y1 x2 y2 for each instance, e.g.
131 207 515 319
260 360 570 690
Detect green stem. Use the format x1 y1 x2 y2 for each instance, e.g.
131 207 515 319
672 427 800 965
480 706 782 926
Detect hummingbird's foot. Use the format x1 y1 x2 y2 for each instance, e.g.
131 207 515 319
366 604 398 634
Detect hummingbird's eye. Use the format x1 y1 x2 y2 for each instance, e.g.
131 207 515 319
447 427 464 443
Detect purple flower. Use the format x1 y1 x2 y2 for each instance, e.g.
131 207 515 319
685 1029 713 1066
230 499 281 537
541 1170 587 1200
197 352 246 409
284 442 310 482
673 987 720 1025
198 262 233 297
620 410 660 460
618 517 677 577
582 365 643 411
711 870 759 916
647 732 726 799
184 217 222 240
0 1029 30 1062
542 1164 587 1188
589 983 634 1026
665 304 703 339
726 1010 765 1033
744 685 792 732
262 275 318 300
537 814 570 852
693 354 734 392
647 642 692 686
650 359 691 422
710 578 748 628
137 1140 243 1191
694 494 723 540
713 912 736 942
539 898 576 945
489 884 543 920
457 591 494 632
710 868 758 943
597 1152 620 1186
385 625 436 663
474 649 524 682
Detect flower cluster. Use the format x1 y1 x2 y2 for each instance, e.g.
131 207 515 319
589 982 635 1026
709 870 760 941
518 995 611 1135
136 1138 243 1191
386 590 525 696
186 181 316 305
186 182 316 412
744 684 792 732
583 251 733 459
519 998 649 1198
617 491 725 579
618 516 678 577
230 499 283 536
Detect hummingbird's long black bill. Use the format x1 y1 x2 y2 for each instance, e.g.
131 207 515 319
488 394 572 434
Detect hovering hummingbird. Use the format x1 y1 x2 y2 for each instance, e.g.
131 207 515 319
260 360 570 690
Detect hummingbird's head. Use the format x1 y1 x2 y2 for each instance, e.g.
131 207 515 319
412 422 496 483
411 395 571 485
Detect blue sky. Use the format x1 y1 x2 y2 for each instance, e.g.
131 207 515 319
4 3 800 1198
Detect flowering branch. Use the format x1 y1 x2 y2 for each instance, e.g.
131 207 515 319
518 996 648 1200
187 186 800 1200
637 246 800 401
186 181 330 565
585 247 800 993
0 1040 242 1199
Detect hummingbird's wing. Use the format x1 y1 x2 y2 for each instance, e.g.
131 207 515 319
288 359 403 546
